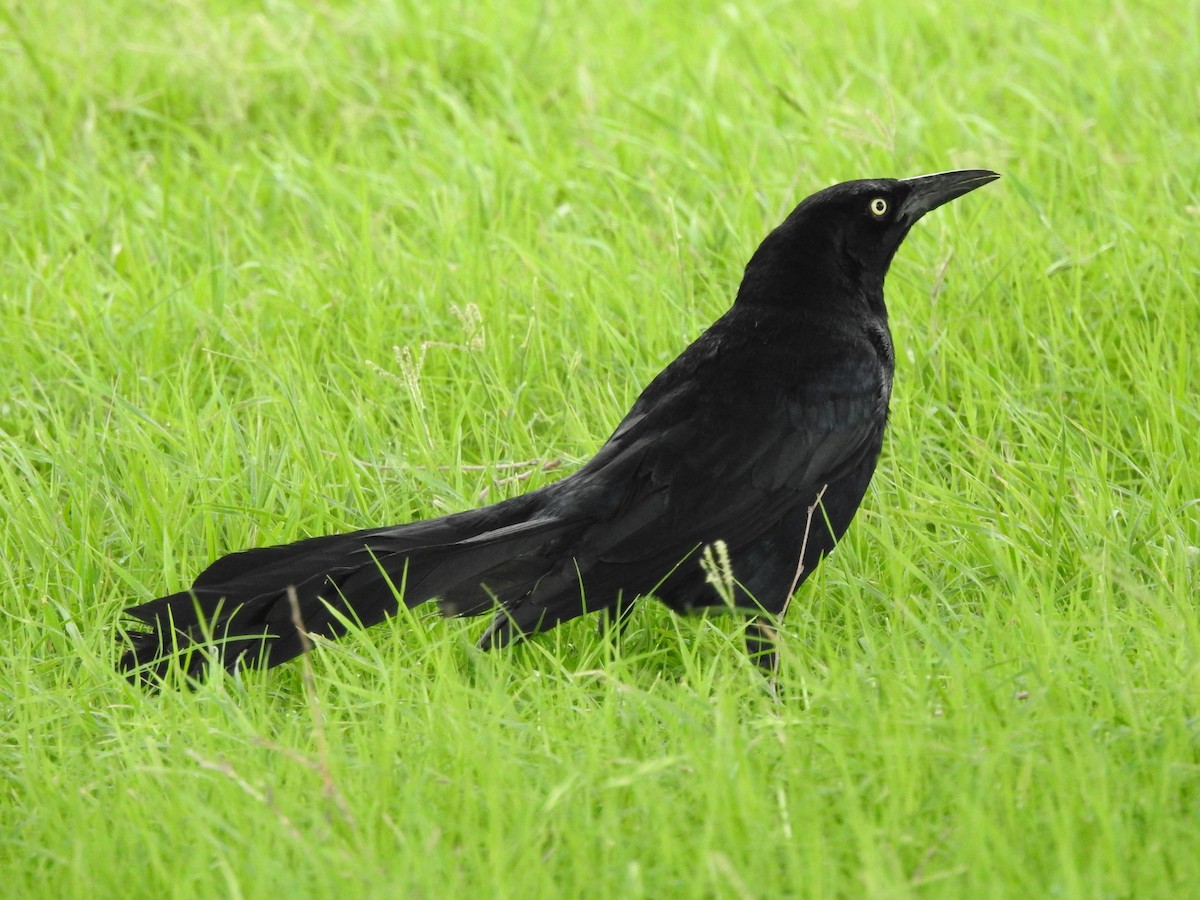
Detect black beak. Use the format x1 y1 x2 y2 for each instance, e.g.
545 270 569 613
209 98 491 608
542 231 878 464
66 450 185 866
898 169 1000 224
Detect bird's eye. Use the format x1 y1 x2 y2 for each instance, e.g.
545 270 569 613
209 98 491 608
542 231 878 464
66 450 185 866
869 198 888 217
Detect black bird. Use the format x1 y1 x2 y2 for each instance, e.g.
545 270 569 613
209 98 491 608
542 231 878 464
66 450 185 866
121 169 998 682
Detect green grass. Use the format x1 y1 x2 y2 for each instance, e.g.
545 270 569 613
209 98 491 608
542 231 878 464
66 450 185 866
3 0 1199 895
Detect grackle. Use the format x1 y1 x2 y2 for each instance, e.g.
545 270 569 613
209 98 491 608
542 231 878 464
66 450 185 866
121 169 999 682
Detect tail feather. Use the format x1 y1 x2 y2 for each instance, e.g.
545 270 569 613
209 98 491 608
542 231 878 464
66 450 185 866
120 495 577 681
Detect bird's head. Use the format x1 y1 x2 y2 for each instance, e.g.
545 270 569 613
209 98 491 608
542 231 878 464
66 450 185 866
736 169 999 311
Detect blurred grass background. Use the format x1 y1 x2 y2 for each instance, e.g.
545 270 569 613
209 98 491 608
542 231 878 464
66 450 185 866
1 0 1197 896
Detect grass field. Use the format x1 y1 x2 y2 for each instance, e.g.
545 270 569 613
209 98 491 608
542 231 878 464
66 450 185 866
3 0 1198 896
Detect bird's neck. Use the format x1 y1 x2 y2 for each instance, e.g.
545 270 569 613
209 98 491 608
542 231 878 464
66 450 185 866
733 257 888 319
732 225 892 318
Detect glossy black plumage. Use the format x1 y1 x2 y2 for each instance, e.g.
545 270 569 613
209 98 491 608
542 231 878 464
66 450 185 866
121 169 998 682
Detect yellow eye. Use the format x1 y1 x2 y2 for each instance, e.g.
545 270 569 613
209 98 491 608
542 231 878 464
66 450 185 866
869 198 888 217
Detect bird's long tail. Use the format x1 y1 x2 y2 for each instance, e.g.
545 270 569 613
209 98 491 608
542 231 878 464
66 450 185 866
119 493 569 681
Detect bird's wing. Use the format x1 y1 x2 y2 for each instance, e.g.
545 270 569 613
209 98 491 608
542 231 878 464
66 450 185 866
480 323 889 639
579 348 887 566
